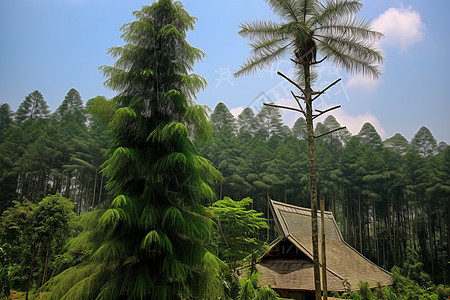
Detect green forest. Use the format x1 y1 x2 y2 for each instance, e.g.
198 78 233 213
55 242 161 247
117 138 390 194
0 0 449 299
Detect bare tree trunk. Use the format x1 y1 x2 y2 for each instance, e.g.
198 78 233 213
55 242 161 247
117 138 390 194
267 191 270 242
26 247 36 300
41 246 50 286
303 62 321 300
382 218 386 267
373 199 379 265
98 173 104 206
65 174 71 199
91 167 98 209
359 192 362 252
321 197 328 300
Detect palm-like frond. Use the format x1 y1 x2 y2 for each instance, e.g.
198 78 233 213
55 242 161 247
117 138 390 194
234 43 291 77
312 0 363 26
315 19 383 43
236 0 383 79
265 0 301 22
250 37 290 57
316 33 383 78
238 20 285 39
40 262 109 300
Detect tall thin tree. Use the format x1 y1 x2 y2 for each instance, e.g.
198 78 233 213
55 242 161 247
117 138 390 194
42 1 223 299
235 1 383 298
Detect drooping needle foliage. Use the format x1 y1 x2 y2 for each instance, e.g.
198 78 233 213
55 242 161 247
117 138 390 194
42 1 223 299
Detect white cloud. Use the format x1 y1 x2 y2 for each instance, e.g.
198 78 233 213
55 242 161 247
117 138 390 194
329 110 387 139
372 6 425 52
346 75 380 92
230 107 244 118
346 6 425 92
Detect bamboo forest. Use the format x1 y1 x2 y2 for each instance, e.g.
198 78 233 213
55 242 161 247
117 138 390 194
0 0 448 299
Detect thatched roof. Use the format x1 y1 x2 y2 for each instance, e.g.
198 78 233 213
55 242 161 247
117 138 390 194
255 200 393 292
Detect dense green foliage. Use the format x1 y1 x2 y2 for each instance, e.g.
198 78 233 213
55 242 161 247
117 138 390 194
239 273 280 300
0 88 111 215
0 194 75 296
0 79 448 300
42 1 224 299
198 102 449 284
0 0 448 299
1 98 446 299
209 197 269 271
15 91 50 124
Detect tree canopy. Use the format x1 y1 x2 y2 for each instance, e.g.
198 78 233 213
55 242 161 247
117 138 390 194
42 1 224 299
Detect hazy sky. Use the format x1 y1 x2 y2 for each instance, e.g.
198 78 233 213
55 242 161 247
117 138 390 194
0 0 449 143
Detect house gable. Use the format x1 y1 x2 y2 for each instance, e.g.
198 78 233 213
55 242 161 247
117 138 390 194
255 200 393 293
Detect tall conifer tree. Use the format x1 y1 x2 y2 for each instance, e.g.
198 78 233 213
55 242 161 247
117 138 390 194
55 88 85 123
237 107 257 136
384 133 410 155
256 105 283 139
0 103 14 131
43 1 223 299
15 90 50 123
210 102 236 136
411 126 437 157
358 122 382 149
292 117 307 140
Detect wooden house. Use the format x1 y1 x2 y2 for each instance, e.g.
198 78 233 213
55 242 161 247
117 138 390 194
251 200 393 300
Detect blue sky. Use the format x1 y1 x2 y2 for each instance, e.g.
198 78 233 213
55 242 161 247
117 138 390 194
0 0 449 143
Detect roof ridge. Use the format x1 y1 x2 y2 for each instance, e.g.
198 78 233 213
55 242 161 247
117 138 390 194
258 199 393 291
271 200 333 216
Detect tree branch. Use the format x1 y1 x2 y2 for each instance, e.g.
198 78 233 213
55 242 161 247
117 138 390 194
263 103 303 114
314 126 346 139
291 91 305 101
290 91 306 115
312 78 341 101
311 56 327 65
291 56 327 66
312 105 341 120
277 71 306 96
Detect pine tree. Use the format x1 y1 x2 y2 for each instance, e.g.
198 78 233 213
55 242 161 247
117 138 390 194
256 105 283 139
291 117 307 140
358 122 382 150
43 1 223 299
411 126 437 157
384 133 410 155
237 107 257 136
436 141 448 155
15 91 50 124
323 115 351 145
0 103 14 132
210 102 236 136
55 88 85 123
314 122 327 137
0 127 26 211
